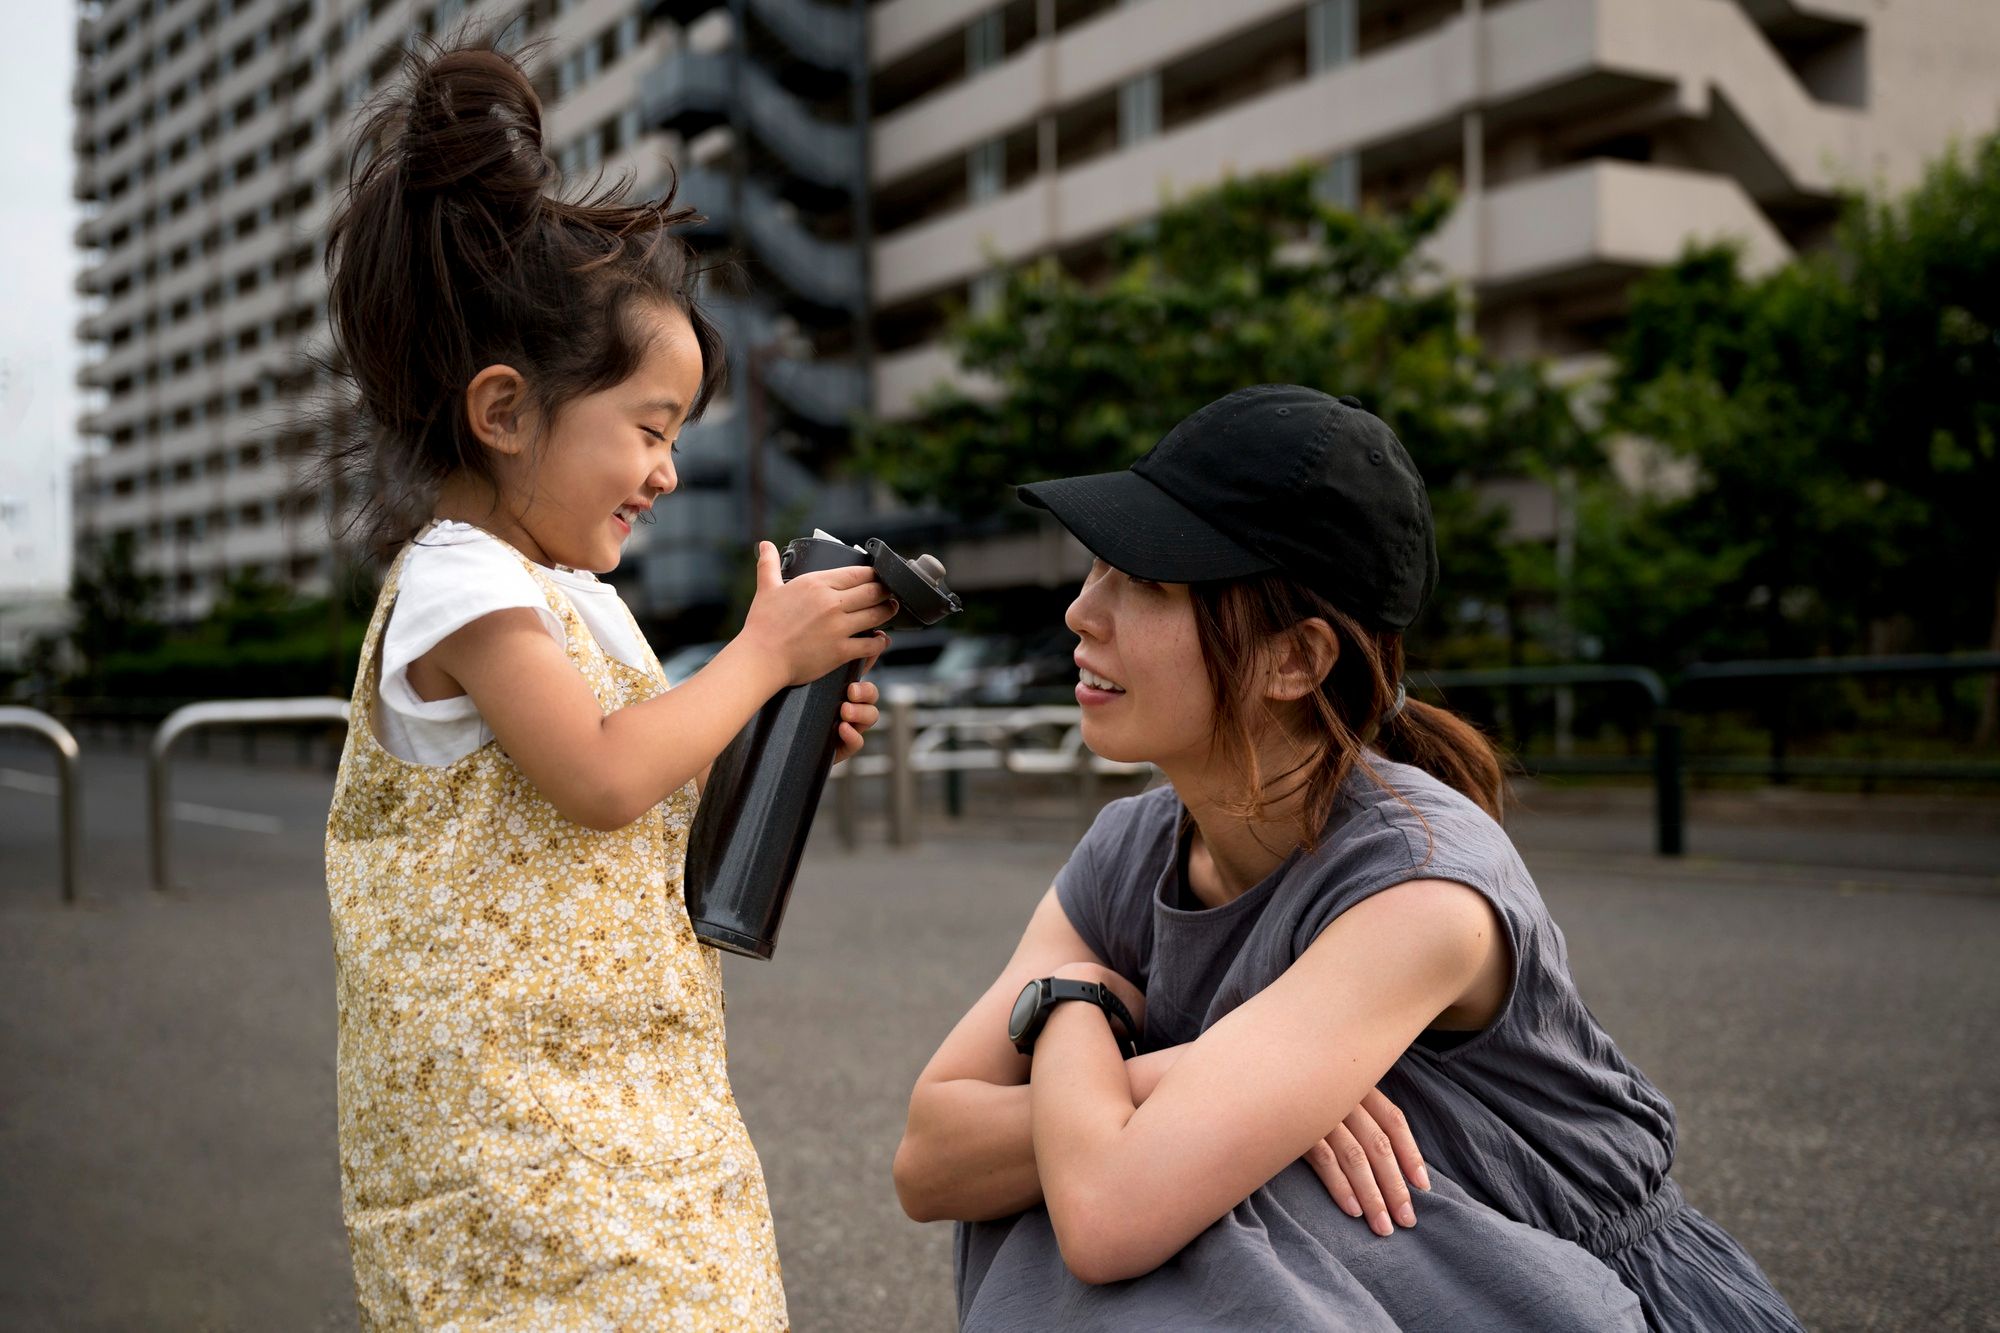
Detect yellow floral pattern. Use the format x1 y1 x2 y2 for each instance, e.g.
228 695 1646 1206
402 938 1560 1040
325 539 787 1330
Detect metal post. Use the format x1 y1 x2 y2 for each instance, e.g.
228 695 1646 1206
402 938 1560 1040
833 760 858 849
151 698 351 893
1653 714 1684 857
944 726 964 818
887 692 916 847
1074 729 1098 834
0 708 83 904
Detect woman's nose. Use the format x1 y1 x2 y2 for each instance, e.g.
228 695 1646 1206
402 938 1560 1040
1065 582 1103 641
652 458 678 497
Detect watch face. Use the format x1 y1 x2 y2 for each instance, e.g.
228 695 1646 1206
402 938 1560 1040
1007 980 1042 1043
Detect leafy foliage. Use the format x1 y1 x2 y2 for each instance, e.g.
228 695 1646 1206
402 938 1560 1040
858 166 1590 648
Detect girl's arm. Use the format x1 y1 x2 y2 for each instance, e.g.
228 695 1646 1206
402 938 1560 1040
428 542 892 830
1031 879 1505 1285
893 889 1433 1231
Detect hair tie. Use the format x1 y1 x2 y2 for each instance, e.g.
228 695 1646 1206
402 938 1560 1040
1383 682 1407 724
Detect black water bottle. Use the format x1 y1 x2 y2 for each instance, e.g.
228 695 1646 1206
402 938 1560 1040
683 533 962 959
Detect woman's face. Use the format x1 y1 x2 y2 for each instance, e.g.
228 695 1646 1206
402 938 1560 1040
1065 559 1219 769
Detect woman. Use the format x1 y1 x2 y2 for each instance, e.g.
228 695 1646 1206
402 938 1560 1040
894 386 1799 1331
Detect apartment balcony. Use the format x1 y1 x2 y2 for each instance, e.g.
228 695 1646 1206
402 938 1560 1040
641 49 861 194
874 0 1305 187
873 160 1791 424
1427 158 1795 297
872 0 1864 307
651 165 864 312
644 0 861 73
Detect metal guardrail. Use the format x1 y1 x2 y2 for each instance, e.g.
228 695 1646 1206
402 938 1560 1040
149 698 350 894
1418 652 2000 856
1418 667 1684 855
1679 652 2000 787
0 707 83 903
826 695 1152 846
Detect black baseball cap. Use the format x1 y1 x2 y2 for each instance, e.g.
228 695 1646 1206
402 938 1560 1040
1017 384 1438 632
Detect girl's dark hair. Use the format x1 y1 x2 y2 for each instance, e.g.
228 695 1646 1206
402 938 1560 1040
317 33 724 557
1188 573 1507 852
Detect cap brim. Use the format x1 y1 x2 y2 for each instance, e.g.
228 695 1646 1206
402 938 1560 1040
1017 470 1276 584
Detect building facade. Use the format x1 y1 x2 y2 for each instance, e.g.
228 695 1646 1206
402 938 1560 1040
68 0 676 622
70 0 2000 624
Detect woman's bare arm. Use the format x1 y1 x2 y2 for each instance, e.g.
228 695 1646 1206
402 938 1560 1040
894 888 1439 1230
1029 879 1505 1285
893 888 1166 1222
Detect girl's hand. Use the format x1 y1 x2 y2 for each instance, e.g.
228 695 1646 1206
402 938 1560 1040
1303 1087 1431 1237
740 541 896 688
832 679 880 764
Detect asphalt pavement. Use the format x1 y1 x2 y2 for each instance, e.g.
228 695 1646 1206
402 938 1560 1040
0 739 1995 1330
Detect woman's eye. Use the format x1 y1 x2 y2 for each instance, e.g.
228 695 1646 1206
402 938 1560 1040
641 426 667 443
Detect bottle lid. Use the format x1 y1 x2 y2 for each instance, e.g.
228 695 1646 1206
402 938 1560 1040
865 538 963 625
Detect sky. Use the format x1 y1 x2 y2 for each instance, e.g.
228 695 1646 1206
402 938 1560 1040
0 5 81 599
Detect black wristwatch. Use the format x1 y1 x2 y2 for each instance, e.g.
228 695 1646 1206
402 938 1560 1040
1008 977 1140 1059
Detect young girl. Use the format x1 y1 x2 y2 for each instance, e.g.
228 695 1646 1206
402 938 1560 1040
319 40 892 1328
896 386 1800 1330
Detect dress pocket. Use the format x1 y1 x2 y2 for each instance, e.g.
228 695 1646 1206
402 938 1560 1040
521 999 727 1170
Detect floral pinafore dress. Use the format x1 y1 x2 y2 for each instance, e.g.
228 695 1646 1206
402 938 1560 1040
324 540 787 1330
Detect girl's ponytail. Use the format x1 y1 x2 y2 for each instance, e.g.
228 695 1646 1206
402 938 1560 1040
316 32 724 558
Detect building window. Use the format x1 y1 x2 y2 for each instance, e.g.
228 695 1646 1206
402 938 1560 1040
1118 72 1160 147
967 10 1004 74
967 138 1005 202
1309 0 1356 73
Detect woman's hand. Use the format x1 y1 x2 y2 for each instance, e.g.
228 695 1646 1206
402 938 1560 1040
832 679 880 764
1302 1087 1431 1237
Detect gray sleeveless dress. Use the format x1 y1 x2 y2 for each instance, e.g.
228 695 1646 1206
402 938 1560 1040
955 760 1800 1332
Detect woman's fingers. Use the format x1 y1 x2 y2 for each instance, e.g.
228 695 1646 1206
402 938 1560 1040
1342 1104 1415 1233
1326 1122 1395 1236
1361 1087 1430 1193
1303 1138 1364 1220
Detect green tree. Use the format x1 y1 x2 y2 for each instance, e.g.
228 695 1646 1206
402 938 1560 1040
68 531 164 683
858 167 1593 652
1607 131 2000 732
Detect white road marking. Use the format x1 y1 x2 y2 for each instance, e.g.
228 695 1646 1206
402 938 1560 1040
3 769 284 833
171 801 283 835
1 768 59 796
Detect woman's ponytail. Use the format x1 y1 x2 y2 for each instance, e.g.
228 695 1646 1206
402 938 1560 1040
1376 696 1508 822
1190 573 1511 851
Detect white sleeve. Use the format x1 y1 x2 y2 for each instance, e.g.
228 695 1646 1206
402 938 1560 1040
378 536 567 725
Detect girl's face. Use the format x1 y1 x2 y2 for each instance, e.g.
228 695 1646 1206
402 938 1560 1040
505 304 705 573
1065 559 1219 769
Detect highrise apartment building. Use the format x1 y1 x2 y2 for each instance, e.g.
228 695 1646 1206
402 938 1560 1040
864 0 1999 402
71 0 2000 625
69 0 674 621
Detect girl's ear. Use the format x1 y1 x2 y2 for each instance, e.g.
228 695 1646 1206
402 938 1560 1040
465 364 529 455
1263 618 1338 703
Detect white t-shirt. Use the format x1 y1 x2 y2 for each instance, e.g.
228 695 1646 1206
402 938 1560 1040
374 520 656 766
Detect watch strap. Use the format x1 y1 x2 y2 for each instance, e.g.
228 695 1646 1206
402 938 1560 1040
1017 977 1140 1058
